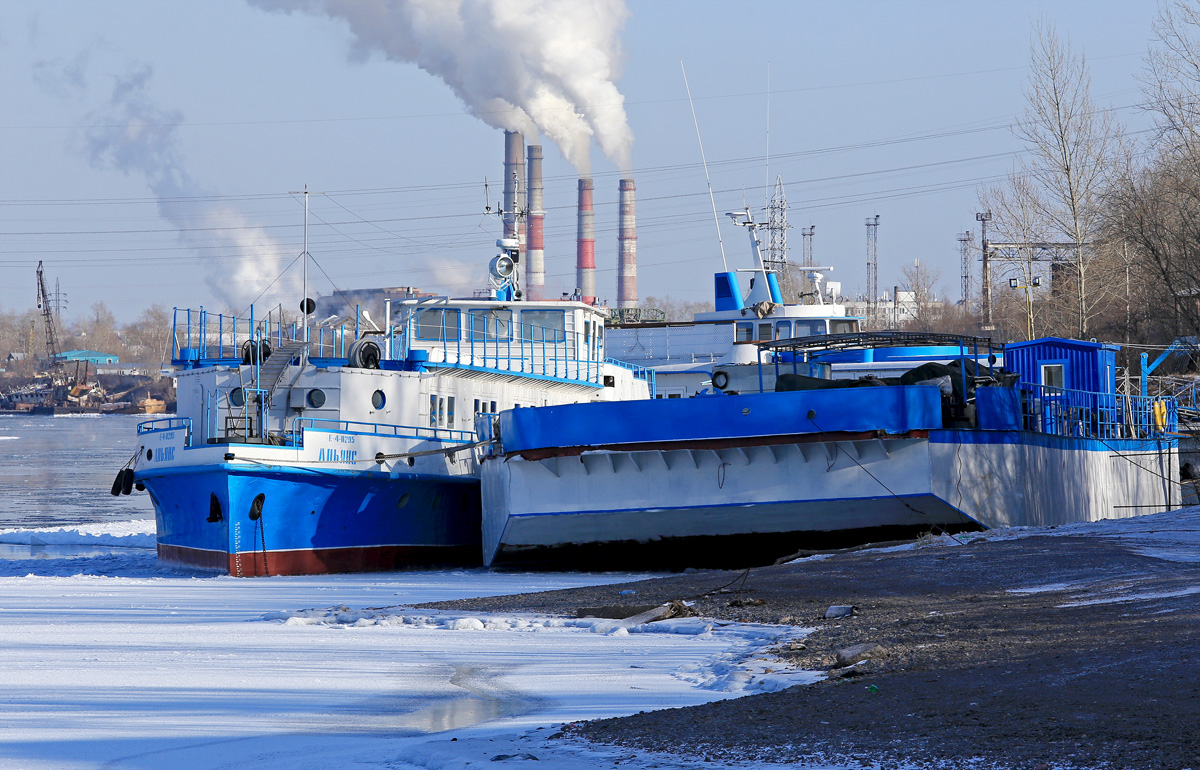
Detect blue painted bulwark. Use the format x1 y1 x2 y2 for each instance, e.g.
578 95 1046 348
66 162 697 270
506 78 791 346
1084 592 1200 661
1005 337 1119 395
714 272 745 312
975 387 1022 430
499 385 943 452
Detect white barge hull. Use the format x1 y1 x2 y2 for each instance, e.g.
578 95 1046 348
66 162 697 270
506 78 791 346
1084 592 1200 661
482 430 1178 568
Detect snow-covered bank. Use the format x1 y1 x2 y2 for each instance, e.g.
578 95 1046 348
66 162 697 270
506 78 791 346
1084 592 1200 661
0 521 815 770
4 511 1195 770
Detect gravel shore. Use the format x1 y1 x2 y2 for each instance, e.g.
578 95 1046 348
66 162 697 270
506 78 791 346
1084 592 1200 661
423 523 1200 769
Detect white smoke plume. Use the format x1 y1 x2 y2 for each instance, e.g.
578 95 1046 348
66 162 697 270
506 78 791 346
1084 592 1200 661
249 0 634 173
80 65 300 314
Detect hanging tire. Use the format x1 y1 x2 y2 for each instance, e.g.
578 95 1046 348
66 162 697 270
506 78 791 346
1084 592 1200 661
240 340 273 365
348 338 382 369
120 468 135 495
712 371 729 390
110 471 124 497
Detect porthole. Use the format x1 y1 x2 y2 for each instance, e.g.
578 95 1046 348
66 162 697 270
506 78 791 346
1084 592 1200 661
396 492 410 509
371 390 386 409
306 388 326 408
229 387 245 407
146 448 153 461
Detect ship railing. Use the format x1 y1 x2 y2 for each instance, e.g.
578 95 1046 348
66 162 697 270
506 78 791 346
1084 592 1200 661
137 417 193 447
394 317 607 385
290 417 476 446
170 306 361 367
604 357 657 396
1017 383 1178 440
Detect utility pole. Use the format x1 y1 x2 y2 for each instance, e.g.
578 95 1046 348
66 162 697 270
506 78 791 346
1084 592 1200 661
865 215 880 328
957 231 972 305
51 278 67 321
975 211 992 329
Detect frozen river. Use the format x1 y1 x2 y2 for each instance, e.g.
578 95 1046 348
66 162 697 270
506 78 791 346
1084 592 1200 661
0 414 153 529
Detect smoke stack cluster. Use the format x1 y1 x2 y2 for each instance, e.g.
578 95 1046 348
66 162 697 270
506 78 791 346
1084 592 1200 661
525 145 545 300
617 178 637 309
496 135 635 308
575 178 596 304
502 131 525 249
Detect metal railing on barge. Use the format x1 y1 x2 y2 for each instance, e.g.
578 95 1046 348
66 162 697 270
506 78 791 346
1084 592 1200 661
1017 383 1176 440
171 307 358 366
756 331 1177 441
136 414 476 450
169 305 656 394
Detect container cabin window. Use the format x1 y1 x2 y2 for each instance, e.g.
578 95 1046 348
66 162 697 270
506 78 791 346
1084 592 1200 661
1041 363 1065 390
447 397 455 426
521 310 565 342
735 322 754 342
417 309 461 341
793 320 826 337
831 320 858 334
469 309 512 341
429 395 437 426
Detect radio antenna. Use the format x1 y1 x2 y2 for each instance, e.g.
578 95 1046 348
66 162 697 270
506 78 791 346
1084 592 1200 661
681 60 728 270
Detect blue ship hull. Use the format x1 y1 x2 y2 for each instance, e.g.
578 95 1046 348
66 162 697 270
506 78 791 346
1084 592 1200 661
139 464 481 576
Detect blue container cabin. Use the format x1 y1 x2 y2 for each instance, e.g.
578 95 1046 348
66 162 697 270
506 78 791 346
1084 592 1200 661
1004 337 1119 394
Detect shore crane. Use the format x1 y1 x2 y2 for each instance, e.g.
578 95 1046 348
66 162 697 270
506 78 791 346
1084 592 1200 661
36 261 64 381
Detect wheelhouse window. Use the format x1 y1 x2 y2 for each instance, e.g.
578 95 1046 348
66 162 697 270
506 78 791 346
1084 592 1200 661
775 321 792 340
831 319 858 334
521 310 565 342
735 322 754 342
793 320 827 337
469 309 512 341
757 323 773 341
416 309 461 341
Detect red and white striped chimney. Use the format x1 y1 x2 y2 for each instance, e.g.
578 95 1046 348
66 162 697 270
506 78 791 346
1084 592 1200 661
525 145 545 300
617 178 637 309
502 130 525 250
576 178 596 304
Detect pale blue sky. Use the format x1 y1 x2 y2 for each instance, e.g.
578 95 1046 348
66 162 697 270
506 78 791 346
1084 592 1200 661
0 1 1164 321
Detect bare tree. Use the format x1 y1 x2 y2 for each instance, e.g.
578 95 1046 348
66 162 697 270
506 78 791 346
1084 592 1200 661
1106 146 1200 342
978 172 1055 340
1012 20 1121 337
898 259 941 332
640 296 714 322
1143 0 1200 154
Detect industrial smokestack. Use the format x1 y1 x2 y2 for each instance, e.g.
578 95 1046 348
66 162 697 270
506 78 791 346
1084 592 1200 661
576 178 596 304
502 130 525 250
526 145 545 300
617 178 637 309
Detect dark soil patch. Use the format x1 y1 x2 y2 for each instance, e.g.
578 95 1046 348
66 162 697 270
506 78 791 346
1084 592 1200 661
423 534 1200 769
